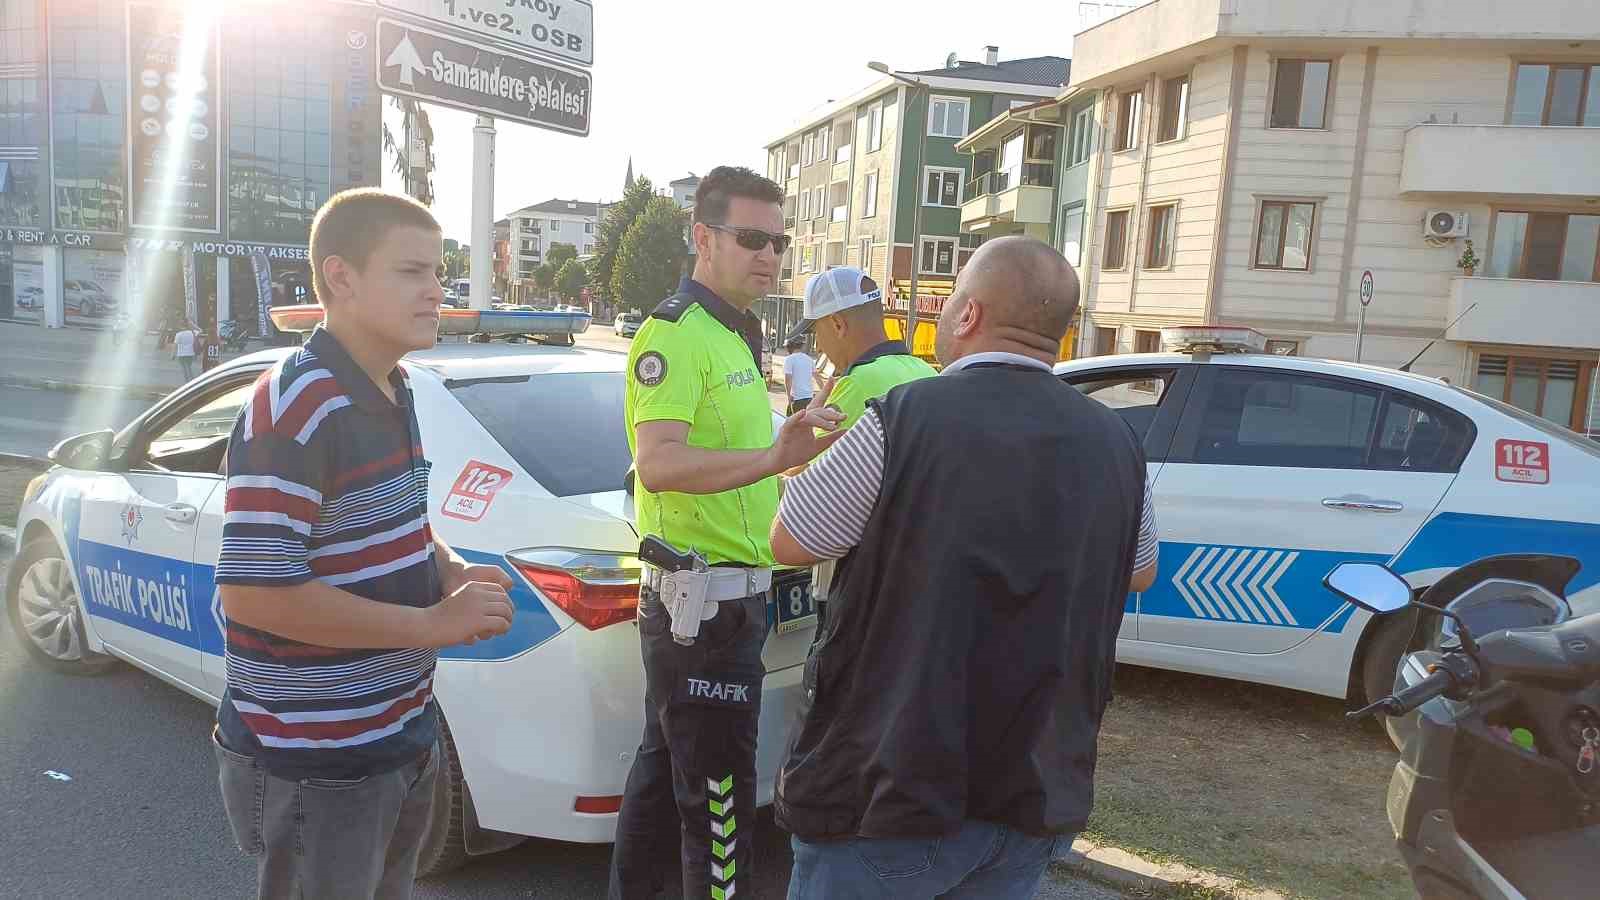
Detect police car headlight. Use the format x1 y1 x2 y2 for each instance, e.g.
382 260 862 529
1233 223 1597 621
508 549 641 630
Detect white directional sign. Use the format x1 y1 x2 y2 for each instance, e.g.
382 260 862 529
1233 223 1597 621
378 0 593 67
377 19 592 135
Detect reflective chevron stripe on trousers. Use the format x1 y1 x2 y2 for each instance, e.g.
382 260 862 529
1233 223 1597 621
609 591 765 900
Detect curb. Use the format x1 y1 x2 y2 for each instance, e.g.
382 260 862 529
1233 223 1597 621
1053 839 1286 900
0 452 47 466
0 373 170 401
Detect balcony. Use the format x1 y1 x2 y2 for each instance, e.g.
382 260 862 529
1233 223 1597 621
1400 125 1600 200
1448 276 1600 351
960 164 1056 232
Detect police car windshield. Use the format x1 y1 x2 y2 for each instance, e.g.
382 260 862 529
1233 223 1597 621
1451 386 1600 461
447 372 632 496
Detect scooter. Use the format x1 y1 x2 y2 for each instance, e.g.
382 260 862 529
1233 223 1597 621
1325 555 1600 899
219 319 252 352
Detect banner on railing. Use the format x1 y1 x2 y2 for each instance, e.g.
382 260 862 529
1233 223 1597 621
251 250 272 339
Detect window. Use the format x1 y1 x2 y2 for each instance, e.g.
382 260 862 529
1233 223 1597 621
1253 200 1317 271
550 219 561 231
1510 64 1600 126
812 187 825 221
788 142 801 179
924 167 963 207
826 241 845 269
1191 370 1381 468
868 100 885 151
834 122 852 162
1270 60 1332 129
816 126 829 162
800 244 816 273
1134 330 1162 354
996 130 1025 192
1144 204 1177 269
781 246 794 280
1068 104 1095 166
50 0 124 232
448 373 631 497
1060 203 1085 267
1114 91 1143 151
1094 327 1118 356
928 95 970 138
585 222 594 234
858 237 874 273
1070 369 1179 444
802 133 813 165
1265 339 1300 356
1103 209 1131 270
829 181 849 222
920 237 956 275
1158 74 1190 142
1486 211 1600 281
798 190 810 221
1475 354 1596 431
144 382 257 474
783 194 797 227
861 171 879 218
1371 395 1475 472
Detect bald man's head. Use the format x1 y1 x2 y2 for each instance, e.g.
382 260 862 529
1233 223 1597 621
948 236 1080 342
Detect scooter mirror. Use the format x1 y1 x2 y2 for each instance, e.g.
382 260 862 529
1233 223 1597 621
1324 562 1412 614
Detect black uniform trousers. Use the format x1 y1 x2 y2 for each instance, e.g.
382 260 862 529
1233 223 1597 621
609 588 767 899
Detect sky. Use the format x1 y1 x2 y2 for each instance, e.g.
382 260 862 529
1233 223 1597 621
381 0 1092 244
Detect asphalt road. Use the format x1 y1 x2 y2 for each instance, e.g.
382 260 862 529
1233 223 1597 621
0 385 153 460
0 555 1124 900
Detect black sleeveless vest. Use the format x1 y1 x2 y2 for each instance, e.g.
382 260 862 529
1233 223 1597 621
775 362 1147 840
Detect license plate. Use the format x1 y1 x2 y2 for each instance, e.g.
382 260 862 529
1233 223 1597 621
773 570 817 635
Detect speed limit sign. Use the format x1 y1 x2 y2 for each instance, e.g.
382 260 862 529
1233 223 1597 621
1359 270 1374 307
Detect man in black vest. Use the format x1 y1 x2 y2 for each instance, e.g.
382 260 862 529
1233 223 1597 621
769 236 1158 898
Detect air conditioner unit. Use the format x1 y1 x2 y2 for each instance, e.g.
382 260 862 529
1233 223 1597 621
1423 210 1469 240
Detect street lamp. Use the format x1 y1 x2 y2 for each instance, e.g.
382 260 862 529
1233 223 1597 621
869 61 929 353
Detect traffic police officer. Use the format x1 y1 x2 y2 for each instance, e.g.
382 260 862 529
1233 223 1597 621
782 266 938 621
609 166 844 900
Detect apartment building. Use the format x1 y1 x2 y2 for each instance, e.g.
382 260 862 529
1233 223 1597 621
1040 0 1600 434
503 198 607 299
764 48 1067 308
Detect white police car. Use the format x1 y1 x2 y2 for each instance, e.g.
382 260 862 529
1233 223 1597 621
1059 326 1600 705
5 337 816 875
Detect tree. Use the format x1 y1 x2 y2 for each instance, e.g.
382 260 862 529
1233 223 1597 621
442 245 470 281
589 175 654 305
381 98 435 205
556 259 587 305
532 263 557 299
546 242 578 271
611 196 689 313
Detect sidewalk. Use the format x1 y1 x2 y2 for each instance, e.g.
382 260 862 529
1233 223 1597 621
0 320 254 400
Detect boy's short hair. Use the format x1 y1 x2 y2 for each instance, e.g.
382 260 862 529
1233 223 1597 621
692 166 784 226
309 188 441 303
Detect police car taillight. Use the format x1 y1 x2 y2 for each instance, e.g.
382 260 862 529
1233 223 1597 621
1160 325 1267 355
508 549 641 630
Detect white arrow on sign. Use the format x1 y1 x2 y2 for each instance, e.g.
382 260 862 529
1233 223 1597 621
384 31 427 87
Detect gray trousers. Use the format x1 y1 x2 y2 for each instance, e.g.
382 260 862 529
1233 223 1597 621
213 728 439 900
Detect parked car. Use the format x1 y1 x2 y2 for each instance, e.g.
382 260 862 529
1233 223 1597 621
7 340 813 876
613 311 642 338
14 285 43 309
1058 326 1600 706
64 279 115 317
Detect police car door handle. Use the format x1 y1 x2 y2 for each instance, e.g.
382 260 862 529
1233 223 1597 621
1321 496 1404 513
162 503 198 525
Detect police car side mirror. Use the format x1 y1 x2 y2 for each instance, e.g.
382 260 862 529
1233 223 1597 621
49 429 114 471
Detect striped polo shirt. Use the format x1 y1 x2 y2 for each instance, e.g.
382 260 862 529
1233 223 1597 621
214 326 440 780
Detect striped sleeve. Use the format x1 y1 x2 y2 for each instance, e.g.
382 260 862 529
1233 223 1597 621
778 408 887 560
215 383 325 586
1133 478 1158 573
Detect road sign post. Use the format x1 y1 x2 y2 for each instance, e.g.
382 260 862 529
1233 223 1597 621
1356 269 1374 363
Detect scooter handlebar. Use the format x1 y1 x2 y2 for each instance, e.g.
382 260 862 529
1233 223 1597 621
1348 667 1457 720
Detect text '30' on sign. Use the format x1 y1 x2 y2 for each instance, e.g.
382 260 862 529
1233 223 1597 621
377 19 591 136
378 0 592 67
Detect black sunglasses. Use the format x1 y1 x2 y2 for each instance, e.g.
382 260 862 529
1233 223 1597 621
706 224 791 255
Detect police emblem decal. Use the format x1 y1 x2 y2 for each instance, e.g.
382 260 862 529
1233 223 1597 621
635 351 667 387
120 504 144 545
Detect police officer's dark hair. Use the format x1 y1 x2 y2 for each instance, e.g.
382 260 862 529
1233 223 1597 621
693 166 784 226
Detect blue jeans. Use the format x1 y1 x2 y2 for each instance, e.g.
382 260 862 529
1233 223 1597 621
788 820 1072 900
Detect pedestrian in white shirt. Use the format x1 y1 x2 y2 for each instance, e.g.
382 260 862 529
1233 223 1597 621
173 321 199 381
783 337 815 414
